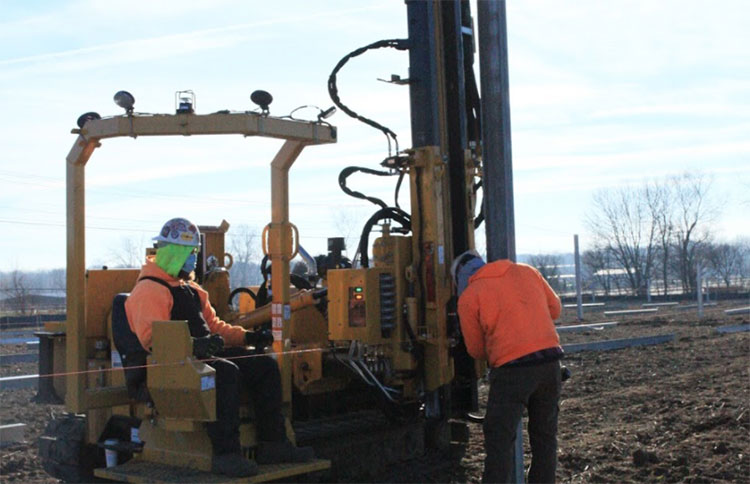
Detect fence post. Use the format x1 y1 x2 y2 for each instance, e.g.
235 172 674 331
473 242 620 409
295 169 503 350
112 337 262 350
697 263 704 318
574 234 583 321
646 278 652 303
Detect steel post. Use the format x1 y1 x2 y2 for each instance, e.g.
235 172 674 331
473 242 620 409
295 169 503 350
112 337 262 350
697 263 704 318
574 235 583 321
477 1 521 482
478 0 514 263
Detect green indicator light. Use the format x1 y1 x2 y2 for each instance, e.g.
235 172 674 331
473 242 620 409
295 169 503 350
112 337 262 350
355 287 363 293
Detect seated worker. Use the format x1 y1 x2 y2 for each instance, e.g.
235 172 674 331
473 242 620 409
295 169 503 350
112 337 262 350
125 218 314 478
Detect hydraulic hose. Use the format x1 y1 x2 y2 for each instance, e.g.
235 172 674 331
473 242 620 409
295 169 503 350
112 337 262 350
338 166 394 210
357 207 411 268
328 38 409 155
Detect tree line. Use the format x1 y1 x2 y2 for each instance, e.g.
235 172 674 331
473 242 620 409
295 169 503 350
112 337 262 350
0 268 66 314
581 172 747 297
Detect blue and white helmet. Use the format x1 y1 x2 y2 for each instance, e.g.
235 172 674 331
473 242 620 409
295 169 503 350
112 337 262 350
153 218 200 247
450 249 485 297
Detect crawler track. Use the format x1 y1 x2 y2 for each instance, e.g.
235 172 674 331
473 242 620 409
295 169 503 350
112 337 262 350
294 410 465 482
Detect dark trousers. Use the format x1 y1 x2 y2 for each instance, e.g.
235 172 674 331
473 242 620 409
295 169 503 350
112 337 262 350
483 359 561 484
206 347 286 455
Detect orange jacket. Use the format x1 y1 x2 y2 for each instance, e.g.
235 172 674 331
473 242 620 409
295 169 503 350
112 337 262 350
457 260 562 367
124 257 246 351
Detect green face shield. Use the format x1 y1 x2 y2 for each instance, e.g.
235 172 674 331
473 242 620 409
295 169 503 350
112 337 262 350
155 244 196 277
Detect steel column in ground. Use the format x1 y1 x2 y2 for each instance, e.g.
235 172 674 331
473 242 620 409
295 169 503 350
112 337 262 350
478 0 514 263
574 235 583 321
697 263 704 318
477 2 522 482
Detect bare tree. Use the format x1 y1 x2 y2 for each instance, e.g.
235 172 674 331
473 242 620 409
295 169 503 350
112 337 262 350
582 246 615 296
228 224 261 288
108 237 146 268
670 173 718 293
645 180 674 296
527 254 564 291
49 268 66 295
1 269 30 315
332 208 369 259
705 239 749 288
586 185 657 296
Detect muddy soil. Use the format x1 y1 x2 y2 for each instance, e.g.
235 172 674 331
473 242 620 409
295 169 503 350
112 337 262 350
1 303 748 483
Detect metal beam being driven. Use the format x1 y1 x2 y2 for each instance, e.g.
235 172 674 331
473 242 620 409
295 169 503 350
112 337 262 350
476 1 520 481
478 0 514 262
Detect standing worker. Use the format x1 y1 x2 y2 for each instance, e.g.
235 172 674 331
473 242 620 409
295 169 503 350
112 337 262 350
125 218 314 478
452 250 563 483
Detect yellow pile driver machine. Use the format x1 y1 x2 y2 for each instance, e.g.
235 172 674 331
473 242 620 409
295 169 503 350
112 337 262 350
37 1 517 482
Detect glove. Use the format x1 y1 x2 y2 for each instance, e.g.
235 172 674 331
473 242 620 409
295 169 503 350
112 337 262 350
245 329 274 350
192 334 224 359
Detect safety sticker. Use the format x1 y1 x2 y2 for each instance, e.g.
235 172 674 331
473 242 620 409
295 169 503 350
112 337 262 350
283 304 291 320
272 329 282 341
272 316 282 329
200 375 216 391
272 303 281 316
438 245 445 265
111 350 123 369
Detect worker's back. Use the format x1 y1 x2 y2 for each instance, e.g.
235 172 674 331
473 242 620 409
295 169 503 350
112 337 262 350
458 260 562 367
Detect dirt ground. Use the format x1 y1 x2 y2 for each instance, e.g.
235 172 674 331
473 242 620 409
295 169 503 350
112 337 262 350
1 302 748 483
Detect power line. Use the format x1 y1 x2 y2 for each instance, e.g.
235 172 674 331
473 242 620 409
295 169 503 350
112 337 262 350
0 168 369 209
516 223 576 236
0 218 341 240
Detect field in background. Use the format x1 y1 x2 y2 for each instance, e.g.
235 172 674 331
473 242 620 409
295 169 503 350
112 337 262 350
1 300 748 483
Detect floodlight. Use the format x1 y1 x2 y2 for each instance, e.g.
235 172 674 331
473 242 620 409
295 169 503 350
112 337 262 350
318 106 336 121
76 112 101 129
113 91 135 113
250 90 273 114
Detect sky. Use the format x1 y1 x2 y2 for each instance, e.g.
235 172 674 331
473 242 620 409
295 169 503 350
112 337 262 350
1 0 748 272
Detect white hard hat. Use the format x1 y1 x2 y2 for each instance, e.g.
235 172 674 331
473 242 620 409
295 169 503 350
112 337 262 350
153 218 200 247
450 249 482 283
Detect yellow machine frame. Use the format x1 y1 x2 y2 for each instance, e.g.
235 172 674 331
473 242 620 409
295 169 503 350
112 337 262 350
63 109 335 480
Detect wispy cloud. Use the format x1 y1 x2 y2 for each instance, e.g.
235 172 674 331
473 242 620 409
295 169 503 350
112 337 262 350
0 3 391 72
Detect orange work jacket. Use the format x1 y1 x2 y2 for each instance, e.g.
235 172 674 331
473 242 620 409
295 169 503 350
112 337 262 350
457 259 562 367
124 257 246 351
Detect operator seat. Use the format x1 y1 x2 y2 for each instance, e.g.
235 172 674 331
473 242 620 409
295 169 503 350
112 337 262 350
111 293 151 403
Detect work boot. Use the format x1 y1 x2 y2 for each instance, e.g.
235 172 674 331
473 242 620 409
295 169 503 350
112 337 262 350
211 453 258 477
255 440 315 464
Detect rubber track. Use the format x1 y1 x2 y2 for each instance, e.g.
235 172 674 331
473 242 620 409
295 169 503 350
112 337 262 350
294 410 464 482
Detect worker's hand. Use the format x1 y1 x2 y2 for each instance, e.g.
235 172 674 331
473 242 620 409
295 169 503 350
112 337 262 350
192 334 224 359
245 329 274 350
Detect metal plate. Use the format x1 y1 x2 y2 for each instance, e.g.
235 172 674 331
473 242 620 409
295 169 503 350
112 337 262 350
93 459 330 483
